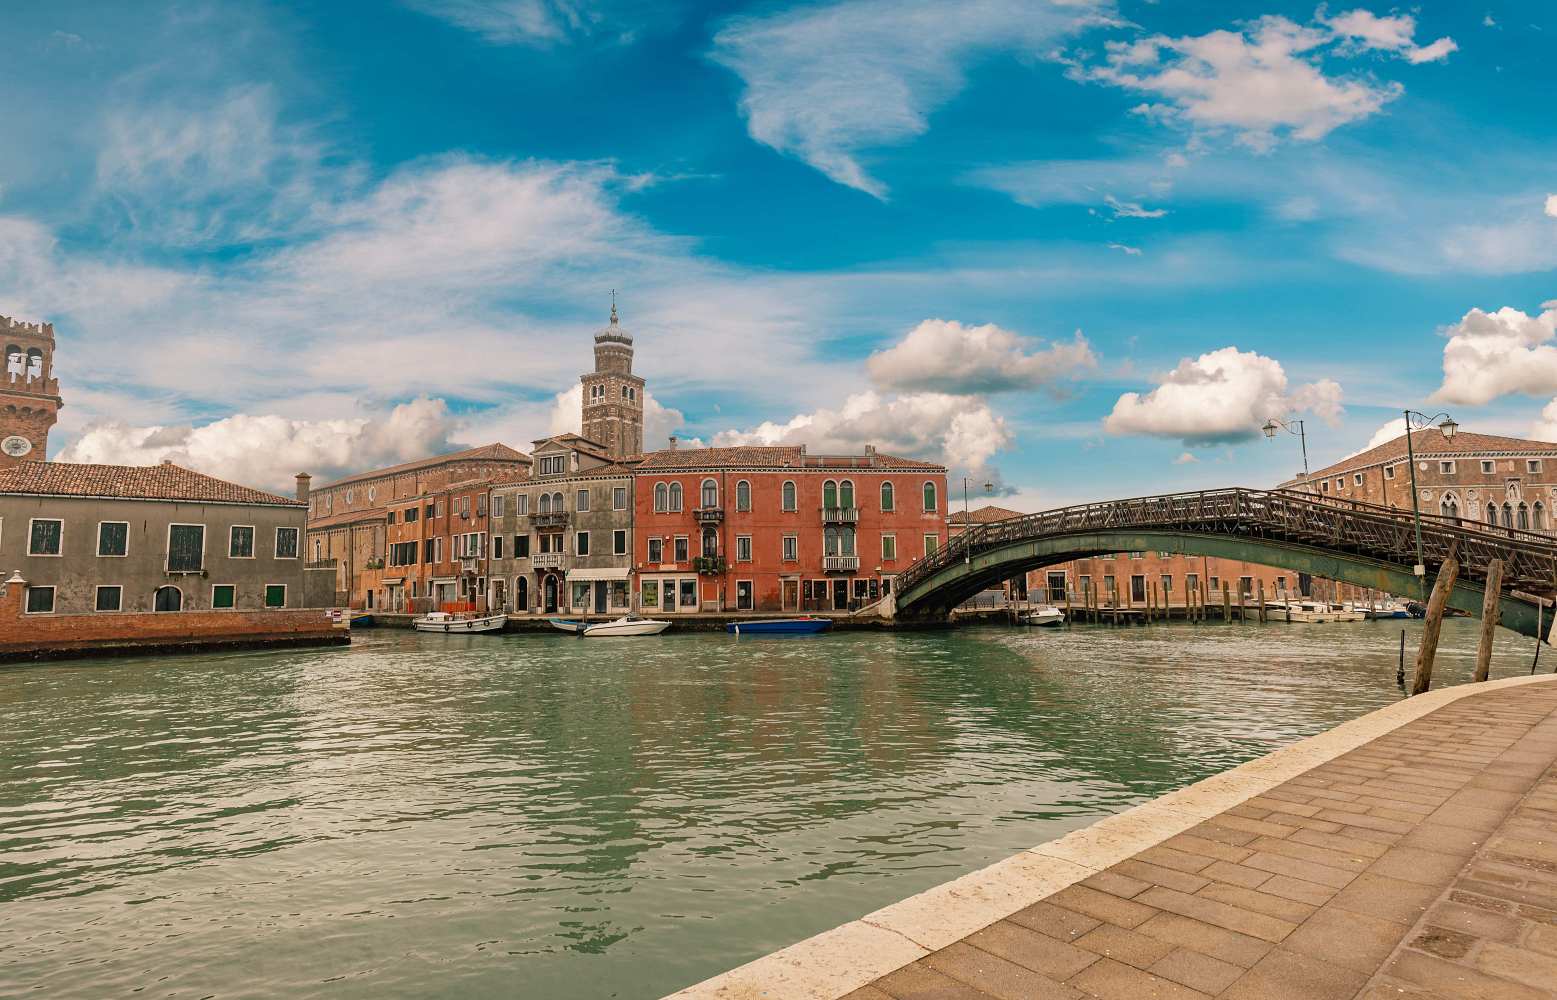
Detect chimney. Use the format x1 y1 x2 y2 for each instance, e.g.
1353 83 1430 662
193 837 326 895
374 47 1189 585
295 472 312 504
669 435 678 451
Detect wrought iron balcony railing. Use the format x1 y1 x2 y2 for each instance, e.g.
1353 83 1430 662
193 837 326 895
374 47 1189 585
532 511 570 529
694 507 724 524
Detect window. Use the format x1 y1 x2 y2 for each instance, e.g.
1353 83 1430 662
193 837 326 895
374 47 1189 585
823 480 838 509
477 495 488 516
701 526 718 557
425 503 435 519
1486 502 1497 525
674 536 689 562
345 488 354 504
1353 474 1363 486
881 534 897 561
368 487 376 503
614 487 628 511
97 521 128 557
1160 574 1172 596
404 506 418 523
1385 466 1396 479
314 538 322 561
923 482 938 512
539 455 565 476
436 500 445 517
736 480 751 512
275 527 299 559
924 533 939 555
167 524 205 572
648 537 664 562
153 586 182 612
1503 504 1514 528
1535 503 1547 531
668 483 683 511
389 541 418 565
641 580 660 609
1441 496 1459 519
576 531 590 556
264 585 287 608
839 480 854 509
880 482 895 511
539 492 552 514
654 483 667 512
387 510 398 525
424 538 436 563
1321 480 1329 493
783 534 798 561
577 489 590 512
1527 459 1542 474
1335 477 1344 490
25 586 55 613
736 535 752 561
493 495 505 518
613 529 627 556
211 585 235 609
28 518 62 556
493 535 505 560
1440 461 1456 474
230 525 255 558
1186 572 1200 594
1518 503 1530 530
515 534 530 557
515 494 528 515
1482 460 1496 474
700 479 718 509
95 585 122 612
736 580 753 611
1209 576 1221 593
782 481 797 511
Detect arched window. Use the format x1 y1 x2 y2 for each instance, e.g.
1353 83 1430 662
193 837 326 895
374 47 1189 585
654 482 667 513
1518 503 1530 530
701 479 718 509
839 479 854 509
539 492 551 514
923 481 938 512
669 482 683 512
551 492 564 511
1486 502 1498 525
782 480 796 511
736 480 751 512
154 586 182 612
824 526 839 556
1440 495 1458 519
701 526 718 557
880 481 895 512
1535 502 1546 531
1502 504 1514 528
822 480 838 509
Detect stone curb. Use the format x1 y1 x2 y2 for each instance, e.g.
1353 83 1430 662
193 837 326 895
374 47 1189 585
664 673 1557 1000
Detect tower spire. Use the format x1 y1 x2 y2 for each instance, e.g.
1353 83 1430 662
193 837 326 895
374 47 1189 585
610 289 617 325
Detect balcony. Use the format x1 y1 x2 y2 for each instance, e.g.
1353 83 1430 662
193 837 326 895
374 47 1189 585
824 555 860 572
694 507 724 525
533 511 570 529
532 552 566 569
459 556 480 575
821 506 860 523
693 555 727 575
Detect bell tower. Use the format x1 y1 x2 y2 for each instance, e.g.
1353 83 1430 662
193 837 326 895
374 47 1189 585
580 298 645 460
0 315 63 468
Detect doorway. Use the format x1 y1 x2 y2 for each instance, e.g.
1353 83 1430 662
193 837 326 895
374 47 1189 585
832 579 848 611
543 575 558 613
594 581 607 614
154 586 182 612
514 576 528 612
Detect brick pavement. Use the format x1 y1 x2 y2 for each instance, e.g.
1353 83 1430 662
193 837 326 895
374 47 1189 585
849 681 1557 1000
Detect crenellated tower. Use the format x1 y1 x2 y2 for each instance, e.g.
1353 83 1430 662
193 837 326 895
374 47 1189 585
0 315 63 467
580 300 645 460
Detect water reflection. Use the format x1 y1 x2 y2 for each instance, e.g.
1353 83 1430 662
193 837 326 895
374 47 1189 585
0 619 1538 998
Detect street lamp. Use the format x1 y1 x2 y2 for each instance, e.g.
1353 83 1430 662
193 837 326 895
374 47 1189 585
962 477 994 564
1402 410 1457 596
1262 416 1310 482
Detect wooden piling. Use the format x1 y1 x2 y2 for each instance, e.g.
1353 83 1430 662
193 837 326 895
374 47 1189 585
1411 542 1461 696
1064 586 1072 628
1200 578 1209 623
1222 582 1231 624
1237 586 1246 623
1473 558 1503 683
1257 580 1267 624
1111 583 1120 627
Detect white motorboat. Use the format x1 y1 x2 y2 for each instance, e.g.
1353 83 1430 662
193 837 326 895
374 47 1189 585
548 618 586 634
413 611 507 634
1267 600 1362 624
1022 606 1065 627
582 615 672 637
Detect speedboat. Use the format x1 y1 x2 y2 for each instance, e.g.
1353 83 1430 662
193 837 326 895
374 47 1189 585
413 611 507 634
1268 600 1361 623
548 618 587 634
725 617 832 635
582 616 672 637
1022 606 1065 627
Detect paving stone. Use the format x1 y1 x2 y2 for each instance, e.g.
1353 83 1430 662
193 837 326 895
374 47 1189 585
1399 822 1489 858
1072 922 1174 969
1160 833 1252 865
1136 845 1216 875
1383 948 1553 1000
1134 886 1299 943
962 920 1098 980
1423 900 1525 943
1111 860 1211 895
1240 849 1358 889
1047 885 1158 930
1286 826 1392 860
1064 956 1209 1000
1426 802 1507 833
1407 925 1478 960
1313 809 1416 835
874 962 990 1000
925 942 1082 1000
1368 846 1474 887
1146 947 1243 995
1195 882 1317 924
1281 905 1410 974
1082 870 1150 899
1248 833 1373 871
1007 901 1101 942
1329 873 1443 924
1473 939 1557 992
1220 946 1370 1000
842 988 897 1000
1199 859 1271 889
1135 912 1274 968
1258 874 1339 906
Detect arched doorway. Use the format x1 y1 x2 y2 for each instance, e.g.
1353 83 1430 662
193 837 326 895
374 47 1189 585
492 578 506 612
154 586 182 612
543 575 558 614
514 576 528 612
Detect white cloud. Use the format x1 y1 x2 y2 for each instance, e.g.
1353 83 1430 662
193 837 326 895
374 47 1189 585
865 319 1096 395
405 0 650 45
714 390 1012 479
544 383 690 452
1103 346 1343 443
1107 242 1142 255
1105 194 1167 218
1545 194 1557 219
1173 451 1198 464
56 398 461 493
971 152 1188 213
1433 303 1557 405
1346 417 1408 458
1082 15 1403 151
1323 9 1457 64
1531 401 1557 442
709 0 1112 197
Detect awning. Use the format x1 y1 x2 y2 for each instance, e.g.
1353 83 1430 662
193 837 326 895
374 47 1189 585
565 567 631 582
381 577 405 585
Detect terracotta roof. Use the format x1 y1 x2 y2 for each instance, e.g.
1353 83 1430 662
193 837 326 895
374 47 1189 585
491 462 639 488
949 504 1024 525
316 443 530 489
1288 430 1557 486
0 461 303 506
635 446 945 472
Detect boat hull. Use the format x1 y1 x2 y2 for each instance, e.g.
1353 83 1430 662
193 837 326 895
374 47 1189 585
548 618 586 634
583 618 672 637
413 613 507 634
726 618 833 635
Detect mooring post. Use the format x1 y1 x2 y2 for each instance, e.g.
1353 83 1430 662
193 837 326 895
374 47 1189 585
1064 586 1072 628
1473 558 1503 683
1237 586 1246 623
1257 579 1267 624
1112 583 1120 627
1222 582 1231 625
1532 601 1544 675
1411 542 1461 696
1397 629 1406 687
1200 578 1209 623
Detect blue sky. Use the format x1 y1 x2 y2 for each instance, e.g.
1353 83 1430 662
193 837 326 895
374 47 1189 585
0 1 1553 503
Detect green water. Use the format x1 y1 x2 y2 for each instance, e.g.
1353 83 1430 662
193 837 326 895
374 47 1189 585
0 620 1540 998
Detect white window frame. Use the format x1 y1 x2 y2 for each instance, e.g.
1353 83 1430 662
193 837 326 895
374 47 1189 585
493 535 505 560
515 494 528 515
781 480 797 512
95 584 123 613
648 537 664 563
882 533 897 561
1353 473 1363 486
924 533 939 556
274 526 299 560
736 534 752 562
613 487 628 511
923 481 938 513
492 494 505 518
25 585 56 614
263 583 288 608
165 523 207 573
577 488 590 512
229 524 257 559
96 520 129 558
735 579 755 611
1529 459 1543 474
153 584 184 612
782 534 798 562
613 529 627 556
1482 460 1496 474
1440 461 1456 474
27 517 63 557
1384 465 1396 479
576 530 590 556
210 584 237 610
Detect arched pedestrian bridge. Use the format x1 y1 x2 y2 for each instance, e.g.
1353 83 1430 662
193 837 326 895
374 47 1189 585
890 488 1557 640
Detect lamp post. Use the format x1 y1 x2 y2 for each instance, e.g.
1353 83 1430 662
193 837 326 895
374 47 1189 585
1401 410 1459 597
1261 417 1310 483
962 477 994 565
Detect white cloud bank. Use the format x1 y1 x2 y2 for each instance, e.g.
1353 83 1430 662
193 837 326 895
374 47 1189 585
865 319 1096 395
545 383 691 451
1433 303 1557 406
1104 346 1343 443
1322 9 1457 64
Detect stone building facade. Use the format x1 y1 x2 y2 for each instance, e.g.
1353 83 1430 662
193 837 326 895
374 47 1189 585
0 314 64 468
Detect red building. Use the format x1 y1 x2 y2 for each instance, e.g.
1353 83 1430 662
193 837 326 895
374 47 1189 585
373 478 491 612
633 444 948 613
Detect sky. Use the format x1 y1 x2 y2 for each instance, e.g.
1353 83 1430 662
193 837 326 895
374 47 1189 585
0 1 1553 508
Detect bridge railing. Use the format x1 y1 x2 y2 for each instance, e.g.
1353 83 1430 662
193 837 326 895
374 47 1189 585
901 487 1557 601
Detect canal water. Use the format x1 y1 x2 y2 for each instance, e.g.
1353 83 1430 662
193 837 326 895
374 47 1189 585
0 620 1540 998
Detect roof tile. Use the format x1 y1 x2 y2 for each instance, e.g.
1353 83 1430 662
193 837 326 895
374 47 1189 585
0 461 303 506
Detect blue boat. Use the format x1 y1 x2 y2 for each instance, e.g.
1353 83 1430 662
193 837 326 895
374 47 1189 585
349 612 375 628
726 617 833 636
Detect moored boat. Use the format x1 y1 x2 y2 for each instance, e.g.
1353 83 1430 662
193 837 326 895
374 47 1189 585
725 617 832 635
1021 606 1065 627
413 611 507 634
582 616 672 637
349 611 375 627
548 618 587 634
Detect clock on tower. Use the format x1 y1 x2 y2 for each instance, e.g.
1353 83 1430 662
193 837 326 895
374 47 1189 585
0 314 63 469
